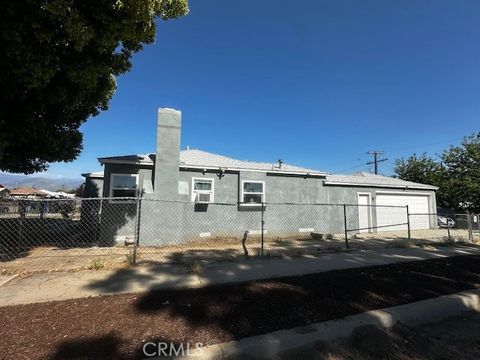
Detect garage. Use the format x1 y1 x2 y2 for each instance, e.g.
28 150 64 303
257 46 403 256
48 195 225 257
376 192 431 231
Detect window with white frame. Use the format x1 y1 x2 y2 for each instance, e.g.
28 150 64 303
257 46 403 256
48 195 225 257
241 181 265 204
191 178 214 203
110 173 138 199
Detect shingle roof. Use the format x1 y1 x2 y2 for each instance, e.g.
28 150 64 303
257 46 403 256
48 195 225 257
97 151 436 190
99 149 326 175
178 149 324 174
325 172 437 190
9 188 48 197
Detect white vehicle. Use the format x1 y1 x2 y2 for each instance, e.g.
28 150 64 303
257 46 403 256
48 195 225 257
437 216 455 228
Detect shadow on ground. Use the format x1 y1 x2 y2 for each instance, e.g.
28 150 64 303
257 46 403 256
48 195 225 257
44 254 480 359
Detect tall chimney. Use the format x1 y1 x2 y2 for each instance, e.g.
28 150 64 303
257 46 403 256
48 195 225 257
154 108 182 200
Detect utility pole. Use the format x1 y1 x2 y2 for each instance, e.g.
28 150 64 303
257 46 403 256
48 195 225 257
367 151 388 175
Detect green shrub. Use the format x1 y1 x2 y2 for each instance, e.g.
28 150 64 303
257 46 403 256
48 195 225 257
189 261 203 275
125 251 135 266
171 252 185 265
89 258 104 270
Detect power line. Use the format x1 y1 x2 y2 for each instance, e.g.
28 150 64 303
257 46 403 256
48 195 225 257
366 151 388 175
330 155 370 173
333 137 463 175
383 137 464 154
336 163 368 174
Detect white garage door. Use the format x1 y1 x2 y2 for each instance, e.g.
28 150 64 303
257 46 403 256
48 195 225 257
376 193 430 231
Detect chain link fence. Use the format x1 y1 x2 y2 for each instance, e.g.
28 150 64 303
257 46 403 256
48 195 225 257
0 197 479 273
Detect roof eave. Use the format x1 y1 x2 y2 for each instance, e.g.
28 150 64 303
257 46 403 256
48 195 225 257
323 180 438 191
81 173 105 179
179 164 327 176
98 158 326 176
98 158 153 166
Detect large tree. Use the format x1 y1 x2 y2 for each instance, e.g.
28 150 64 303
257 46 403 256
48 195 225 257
394 133 480 211
0 0 188 174
441 133 480 211
393 153 442 186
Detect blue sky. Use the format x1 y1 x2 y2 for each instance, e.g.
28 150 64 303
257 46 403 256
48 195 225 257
43 0 480 179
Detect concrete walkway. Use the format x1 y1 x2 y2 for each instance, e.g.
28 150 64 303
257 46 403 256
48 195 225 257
1 246 479 307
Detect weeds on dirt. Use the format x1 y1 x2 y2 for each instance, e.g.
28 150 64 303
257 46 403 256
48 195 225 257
427 235 474 247
273 239 293 247
125 251 135 267
88 258 105 270
171 252 185 265
253 248 277 258
1 268 18 275
188 260 203 275
438 236 458 246
389 239 416 249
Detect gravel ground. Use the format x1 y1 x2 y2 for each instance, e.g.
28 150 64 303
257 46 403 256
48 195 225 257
1 255 480 360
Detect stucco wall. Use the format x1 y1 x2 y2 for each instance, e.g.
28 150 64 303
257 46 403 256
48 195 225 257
98 164 153 245
98 163 436 246
137 169 370 246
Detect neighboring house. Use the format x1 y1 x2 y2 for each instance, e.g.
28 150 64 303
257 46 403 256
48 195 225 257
9 187 49 199
81 172 104 198
0 185 10 198
93 108 437 245
40 189 76 199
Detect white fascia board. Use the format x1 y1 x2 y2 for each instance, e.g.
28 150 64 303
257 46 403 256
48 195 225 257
323 180 438 191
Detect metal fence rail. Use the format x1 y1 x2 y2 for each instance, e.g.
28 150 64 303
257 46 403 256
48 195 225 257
0 197 478 273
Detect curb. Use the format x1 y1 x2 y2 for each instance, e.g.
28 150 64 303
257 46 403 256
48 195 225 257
172 288 480 359
0 274 18 287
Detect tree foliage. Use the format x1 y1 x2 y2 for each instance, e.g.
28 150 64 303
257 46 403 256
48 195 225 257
394 133 480 211
0 0 188 174
393 153 442 186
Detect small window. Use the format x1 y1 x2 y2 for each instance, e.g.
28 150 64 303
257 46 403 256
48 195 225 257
241 181 265 205
192 178 214 203
110 174 138 200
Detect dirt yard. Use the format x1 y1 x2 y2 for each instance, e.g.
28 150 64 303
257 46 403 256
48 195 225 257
279 312 480 360
1 255 480 360
1 228 479 274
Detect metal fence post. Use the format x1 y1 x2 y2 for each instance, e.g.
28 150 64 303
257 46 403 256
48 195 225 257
343 204 349 250
260 202 265 256
467 213 473 243
98 197 104 225
132 195 141 266
406 205 411 241
18 200 24 246
447 217 451 241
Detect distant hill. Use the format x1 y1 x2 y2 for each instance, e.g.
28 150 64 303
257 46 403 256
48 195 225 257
0 172 83 191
